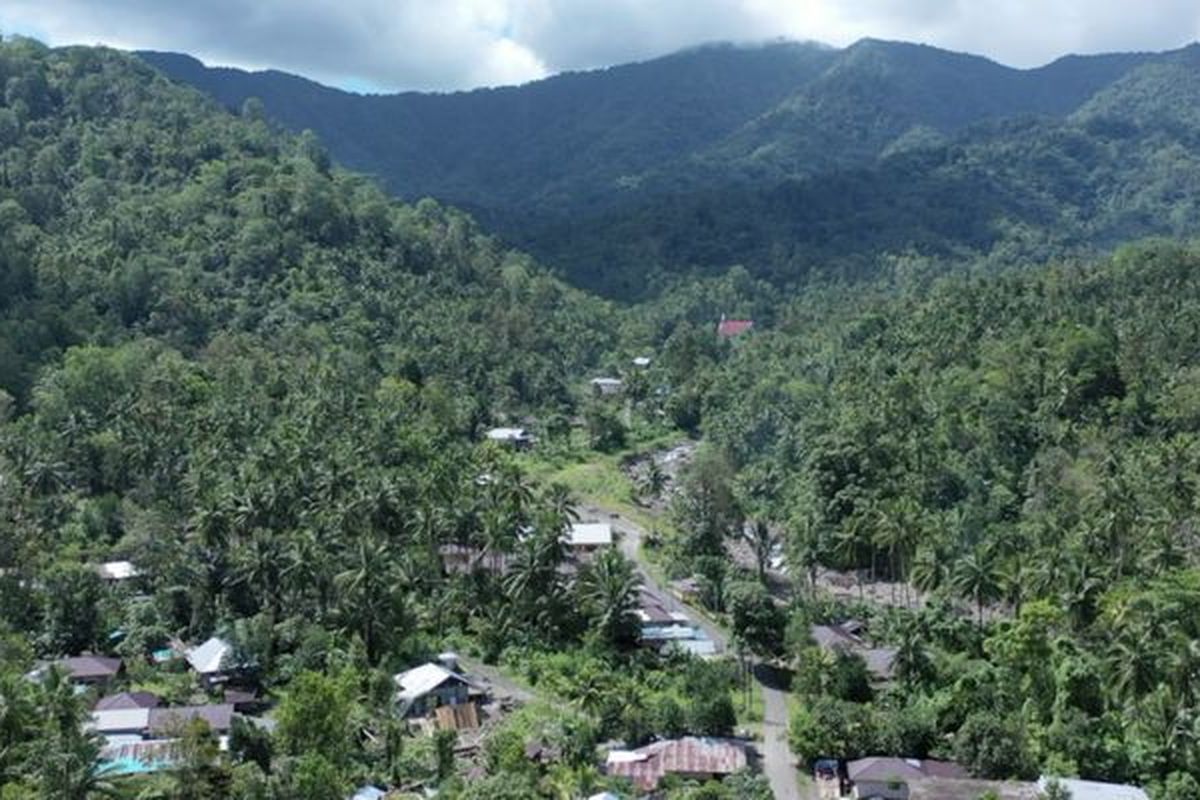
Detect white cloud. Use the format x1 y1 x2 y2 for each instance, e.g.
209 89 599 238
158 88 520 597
1 0 1198 91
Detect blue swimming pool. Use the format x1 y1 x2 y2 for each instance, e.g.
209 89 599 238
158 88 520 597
101 756 170 775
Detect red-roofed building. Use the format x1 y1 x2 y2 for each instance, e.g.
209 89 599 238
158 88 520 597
716 318 754 338
605 737 747 791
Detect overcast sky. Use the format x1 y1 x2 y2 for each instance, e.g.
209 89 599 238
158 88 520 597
2 0 1199 93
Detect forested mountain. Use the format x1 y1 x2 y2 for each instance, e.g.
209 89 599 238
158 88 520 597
0 37 617 409
140 40 1200 297
10 31 1200 800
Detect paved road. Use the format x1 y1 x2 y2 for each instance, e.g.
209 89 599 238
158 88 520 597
591 503 811 800
757 663 807 800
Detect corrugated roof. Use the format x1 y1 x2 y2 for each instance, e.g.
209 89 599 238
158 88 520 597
149 704 235 735
1037 777 1149 800
95 691 160 711
394 662 472 701
97 561 140 580
568 522 613 547
606 737 746 791
717 319 754 338
186 637 232 674
88 708 151 733
61 655 123 679
848 757 968 783
486 427 529 441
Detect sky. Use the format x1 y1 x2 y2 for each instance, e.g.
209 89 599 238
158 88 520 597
2 0 1199 93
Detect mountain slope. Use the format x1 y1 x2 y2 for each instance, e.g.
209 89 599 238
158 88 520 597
140 40 1200 297
139 43 838 216
0 38 615 407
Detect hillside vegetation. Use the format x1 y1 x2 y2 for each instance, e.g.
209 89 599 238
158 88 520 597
8 32 1200 800
142 40 1200 297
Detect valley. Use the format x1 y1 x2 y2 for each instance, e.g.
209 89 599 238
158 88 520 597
1 26 1199 800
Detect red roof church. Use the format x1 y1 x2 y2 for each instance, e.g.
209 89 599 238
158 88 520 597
717 317 754 338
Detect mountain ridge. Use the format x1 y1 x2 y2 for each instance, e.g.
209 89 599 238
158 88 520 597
138 39 1200 297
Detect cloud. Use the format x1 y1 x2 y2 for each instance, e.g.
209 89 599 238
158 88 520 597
1 0 1198 92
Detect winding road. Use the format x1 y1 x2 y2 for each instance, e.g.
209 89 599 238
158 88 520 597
589 502 811 800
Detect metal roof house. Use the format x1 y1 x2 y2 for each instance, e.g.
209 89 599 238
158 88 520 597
59 655 124 686
568 522 614 550
394 662 476 717
1037 777 1149 800
716 318 754 338
97 560 141 582
485 427 534 448
185 636 241 688
847 757 969 800
590 377 624 396
606 737 747 792
95 691 161 711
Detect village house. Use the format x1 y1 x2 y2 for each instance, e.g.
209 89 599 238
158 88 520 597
394 661 476 717
96 560 141 583
590 377 624 396
811 621 898 682
89 703 236 745
846 757 969 800
94 691 160 711
567 521 614 552
149 704 236 738
439 543 514 576
485 427 534 449
605 736 747 792
716 317 754 339
89 708 153 742
1037 776 1149 800
636 588 718 657
186 636 238 688
631 356 652 368
57 655 124 688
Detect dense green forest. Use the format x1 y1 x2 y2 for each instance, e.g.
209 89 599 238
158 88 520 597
142 40 1200 298
7 32 1200 800
673 241 1200 799
0 37 757 800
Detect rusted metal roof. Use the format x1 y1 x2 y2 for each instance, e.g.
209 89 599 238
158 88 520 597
606 737 747 791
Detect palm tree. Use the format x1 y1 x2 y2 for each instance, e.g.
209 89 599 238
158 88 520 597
35 740 127 799
233 529 283 615
893 622 932 691
636 460 667 502
789 513 823 598
1107 623 1163 707
33 670 126 799
542 482 579 531
742 519 777 584
909 546 944 605
951 546 1001 630
281 527 330 615
832 523 866 602
579 549 640 649
334 535 404 663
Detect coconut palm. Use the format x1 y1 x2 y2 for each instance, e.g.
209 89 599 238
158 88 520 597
334 535 406 663
951 546 1001 630
579 549 640 649
636 459 667 502
742 519 777 584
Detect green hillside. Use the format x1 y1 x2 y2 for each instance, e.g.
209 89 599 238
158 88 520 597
139 40 1200 297
0 38 616 409
9 34 1200 799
